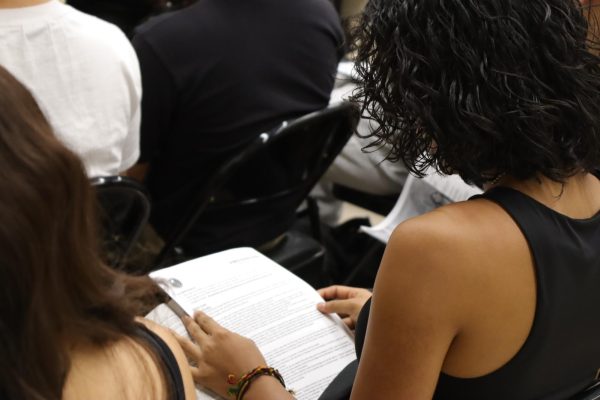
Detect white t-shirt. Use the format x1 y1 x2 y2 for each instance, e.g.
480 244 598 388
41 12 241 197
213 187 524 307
0 0 141 177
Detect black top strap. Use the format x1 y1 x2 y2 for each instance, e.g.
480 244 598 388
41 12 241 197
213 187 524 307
136 324 186 400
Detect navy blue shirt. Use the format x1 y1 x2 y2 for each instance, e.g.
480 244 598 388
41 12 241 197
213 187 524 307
132 0 343 247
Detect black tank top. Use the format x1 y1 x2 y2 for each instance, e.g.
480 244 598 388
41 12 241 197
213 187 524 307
137 324 186 400
354 186 600 399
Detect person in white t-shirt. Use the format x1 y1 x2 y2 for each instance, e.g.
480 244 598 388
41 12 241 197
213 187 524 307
0 0 141 177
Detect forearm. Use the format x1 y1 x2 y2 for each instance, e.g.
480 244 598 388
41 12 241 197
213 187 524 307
243 375 295 400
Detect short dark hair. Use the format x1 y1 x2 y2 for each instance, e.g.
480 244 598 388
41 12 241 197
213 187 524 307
353 0 600 185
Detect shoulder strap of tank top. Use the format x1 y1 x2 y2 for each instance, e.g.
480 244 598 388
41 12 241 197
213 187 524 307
136 324 186 400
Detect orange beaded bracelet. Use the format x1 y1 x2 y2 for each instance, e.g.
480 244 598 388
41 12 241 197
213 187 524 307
227 366 293 400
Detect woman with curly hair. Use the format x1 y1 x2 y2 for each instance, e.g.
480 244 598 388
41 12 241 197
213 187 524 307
0 64 196 399
176 1 600 399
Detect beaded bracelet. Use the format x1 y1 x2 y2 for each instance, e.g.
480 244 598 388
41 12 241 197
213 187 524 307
227 366 293 400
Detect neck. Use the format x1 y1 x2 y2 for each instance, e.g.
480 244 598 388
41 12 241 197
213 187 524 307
0 0 52 8
495 173 575 193
489 171 600 219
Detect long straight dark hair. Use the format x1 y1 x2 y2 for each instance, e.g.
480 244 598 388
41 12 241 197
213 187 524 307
0 66 164 399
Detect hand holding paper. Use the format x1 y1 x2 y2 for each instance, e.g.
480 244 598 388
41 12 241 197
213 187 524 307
317 286 372 330
176 311 273 399
146 248 356 400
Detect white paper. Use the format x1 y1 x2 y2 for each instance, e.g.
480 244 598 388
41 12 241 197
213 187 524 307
361 169 483 243
336 61 358 81
147 248 356 400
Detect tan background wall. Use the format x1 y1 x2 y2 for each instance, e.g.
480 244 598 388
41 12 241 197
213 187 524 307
339 0 368 18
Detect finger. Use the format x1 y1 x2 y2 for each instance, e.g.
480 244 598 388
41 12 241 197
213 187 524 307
316 285 334 297
174 333 202 359
317 299 358 316
193 310 224 336
317 285 356 300
182 315 210 342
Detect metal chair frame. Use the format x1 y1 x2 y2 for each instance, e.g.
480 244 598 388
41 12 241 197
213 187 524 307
153 102 360 269
91 175 151 271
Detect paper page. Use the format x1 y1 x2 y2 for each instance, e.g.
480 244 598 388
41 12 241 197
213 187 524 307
421 172 483 203
336 61 358 81
361 169 482 243
147 248 356 400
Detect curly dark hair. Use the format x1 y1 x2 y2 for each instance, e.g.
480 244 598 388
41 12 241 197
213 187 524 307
353 0 600 185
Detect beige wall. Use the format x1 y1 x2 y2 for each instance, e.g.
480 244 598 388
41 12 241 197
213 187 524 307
339 0 368 18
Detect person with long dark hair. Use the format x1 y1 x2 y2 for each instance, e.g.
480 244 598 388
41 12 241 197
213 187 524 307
176 0 600 399
0 64 196 400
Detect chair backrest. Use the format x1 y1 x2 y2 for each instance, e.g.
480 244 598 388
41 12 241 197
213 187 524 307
572 382 600 400
91 176 151 271
154 101 360 267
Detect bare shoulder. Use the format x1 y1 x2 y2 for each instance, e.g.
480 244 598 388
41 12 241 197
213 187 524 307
137 317 181 351
63 320 195 400
377 197 522 321
63 336 165 400
137 317 197 400
351 199 511 398
387 198 506 269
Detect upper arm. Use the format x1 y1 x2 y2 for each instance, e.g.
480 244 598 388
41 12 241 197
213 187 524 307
137 318 197 400
350 216 471 400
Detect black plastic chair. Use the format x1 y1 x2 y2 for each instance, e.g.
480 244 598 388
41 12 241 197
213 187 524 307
91 176 151 272
572 381 600 400
153 102 360 287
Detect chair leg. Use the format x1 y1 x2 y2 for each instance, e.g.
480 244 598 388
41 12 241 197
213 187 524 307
306 196 323 242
